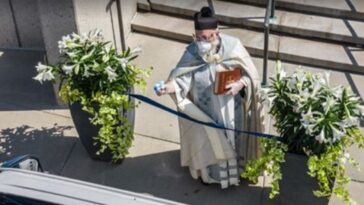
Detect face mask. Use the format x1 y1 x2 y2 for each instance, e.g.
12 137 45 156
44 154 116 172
196 40 212 54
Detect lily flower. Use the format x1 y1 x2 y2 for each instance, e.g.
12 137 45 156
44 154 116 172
332 85 344 99
301 106 315 125
312 79 322 96
35 62 49 72
118 58 128 69
356 104 364 116
323 71 330 86
71 32 80 40
299 88 311 101
33 70 55 84
315 128 326 144
279 68 287 80
303 123 316 135
105 66 117 82
330 125 345 142
62 64 74 75
287 77 297 91
342 116 359 127
130 46 143 56
322 96 336 114
275 60 286 80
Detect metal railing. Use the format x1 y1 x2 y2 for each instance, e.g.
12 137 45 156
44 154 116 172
262 0 276 86
207 0 275 85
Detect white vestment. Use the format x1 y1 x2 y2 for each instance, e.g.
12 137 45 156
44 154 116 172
168 33 267 188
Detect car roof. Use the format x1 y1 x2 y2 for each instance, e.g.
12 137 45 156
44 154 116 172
0 168 184 205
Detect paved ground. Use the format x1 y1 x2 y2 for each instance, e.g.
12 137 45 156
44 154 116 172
0 32 364 204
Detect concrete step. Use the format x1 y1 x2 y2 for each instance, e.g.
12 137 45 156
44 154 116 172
220 0 364 21
131 12 364 75
138 0 364 46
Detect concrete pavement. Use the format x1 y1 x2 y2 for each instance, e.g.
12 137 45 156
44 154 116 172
1 33 364 204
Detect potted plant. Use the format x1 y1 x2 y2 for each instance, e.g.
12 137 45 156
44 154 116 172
242 61 364 205
33 29 151 163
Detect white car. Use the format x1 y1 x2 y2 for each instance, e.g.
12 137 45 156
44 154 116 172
0 163 184 205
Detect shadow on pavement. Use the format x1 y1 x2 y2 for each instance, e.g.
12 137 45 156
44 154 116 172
61 140 274 205
0 50 65 111
0 124 77 174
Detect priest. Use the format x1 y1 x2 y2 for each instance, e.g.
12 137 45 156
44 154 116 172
155 6 266 188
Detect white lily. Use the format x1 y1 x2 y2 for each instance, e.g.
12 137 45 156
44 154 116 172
79 33 88 44
62 35 71 42
294 69 306 83
342 116 359 127
287 77 297 91
299 88 311 101
323 71 330 86
301 106 316 125
62 64 74 75
43 70 55 81
58 40 66 51
279 68 287 80
119 58 128 69
356 104 364 116
322 96 336 114
311 78 322 96
332 85 344 99
105 66 117 82
88 29 103 42
275 60 286 80
71 32 80 40
303 123 316 135
33 72 45 84
130 46 143 56
349 96 361 104
66 51 78 58
33 70 55 84
315 128 326 144
35 62 49 72
330 125 345 142
58 35 71 51
346 87 354 96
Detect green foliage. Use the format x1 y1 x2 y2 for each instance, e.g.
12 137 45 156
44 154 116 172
241 61 364 205
34 30 151 162
242 138 287 198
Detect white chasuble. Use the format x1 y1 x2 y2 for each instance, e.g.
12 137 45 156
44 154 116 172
167 33 267 188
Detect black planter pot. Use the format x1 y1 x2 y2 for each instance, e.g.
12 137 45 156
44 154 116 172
69 92 135 163
277 153 333 205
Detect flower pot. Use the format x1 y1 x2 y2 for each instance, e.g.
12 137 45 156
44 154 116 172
69 92 135 163
277 153 333 205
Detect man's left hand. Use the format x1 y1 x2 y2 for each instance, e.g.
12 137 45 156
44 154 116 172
224 80 245 96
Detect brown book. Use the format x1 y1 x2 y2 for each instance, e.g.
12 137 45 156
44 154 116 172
214 69 242 95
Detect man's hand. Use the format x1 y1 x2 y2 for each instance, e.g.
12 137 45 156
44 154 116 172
224 80 245 96
154 80 176 96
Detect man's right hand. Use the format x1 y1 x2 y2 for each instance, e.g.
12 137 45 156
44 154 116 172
154 80 175 96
